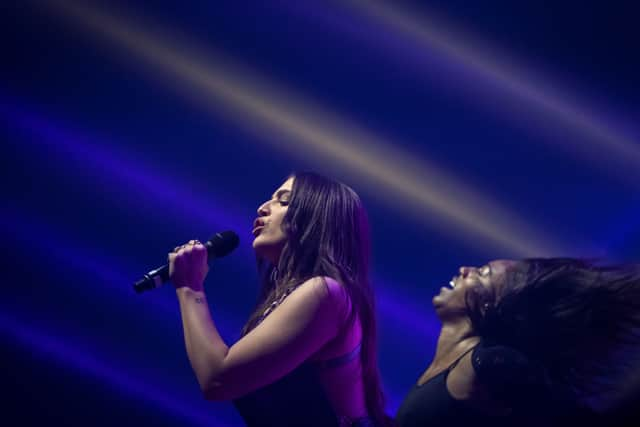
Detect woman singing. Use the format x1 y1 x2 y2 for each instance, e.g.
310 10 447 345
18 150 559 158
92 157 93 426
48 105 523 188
169 172 389 427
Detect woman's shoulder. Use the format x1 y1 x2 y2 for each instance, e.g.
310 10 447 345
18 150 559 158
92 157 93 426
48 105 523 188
304 277 360 360
282 277 351 323
296 276 350 304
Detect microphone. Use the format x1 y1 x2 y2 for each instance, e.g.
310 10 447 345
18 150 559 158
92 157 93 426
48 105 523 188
133 230 239 294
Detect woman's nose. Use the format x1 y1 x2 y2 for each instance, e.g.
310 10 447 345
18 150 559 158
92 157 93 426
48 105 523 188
257 200 270 216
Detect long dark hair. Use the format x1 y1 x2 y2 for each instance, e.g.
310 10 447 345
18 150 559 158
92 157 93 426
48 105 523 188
466 258 640 409
242 171 388 425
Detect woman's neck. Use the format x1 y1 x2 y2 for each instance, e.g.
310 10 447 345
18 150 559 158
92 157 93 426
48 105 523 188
437 320 476 352
420 320 479 383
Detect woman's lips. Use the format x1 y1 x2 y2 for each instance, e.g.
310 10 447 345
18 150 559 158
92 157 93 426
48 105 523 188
252 226 264 236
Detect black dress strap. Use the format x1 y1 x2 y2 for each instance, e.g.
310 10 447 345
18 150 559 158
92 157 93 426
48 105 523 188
316 342 362 369
447 344 478 372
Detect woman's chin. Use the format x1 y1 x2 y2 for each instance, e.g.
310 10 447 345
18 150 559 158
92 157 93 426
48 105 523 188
252 242 282 265
252 235 270 253
432 294 444 309
432 287 451 303
251 235 262 250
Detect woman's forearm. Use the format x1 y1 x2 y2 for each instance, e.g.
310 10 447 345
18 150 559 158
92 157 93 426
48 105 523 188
176 287 229 390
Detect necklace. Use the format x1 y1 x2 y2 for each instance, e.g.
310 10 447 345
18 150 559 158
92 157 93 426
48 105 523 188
256 284 301 325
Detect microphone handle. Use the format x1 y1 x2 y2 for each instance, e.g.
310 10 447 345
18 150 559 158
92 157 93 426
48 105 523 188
133 264 170 294
133 231 238 294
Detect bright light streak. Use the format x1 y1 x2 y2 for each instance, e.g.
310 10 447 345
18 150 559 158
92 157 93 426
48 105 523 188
42 0 568 256
346 0 640 178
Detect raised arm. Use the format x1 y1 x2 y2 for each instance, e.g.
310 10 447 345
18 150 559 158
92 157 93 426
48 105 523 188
170 241 350 400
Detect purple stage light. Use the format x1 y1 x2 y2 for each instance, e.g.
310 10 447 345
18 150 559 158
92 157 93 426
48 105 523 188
0 205 246 336
0 96 255 262
376 284 440 343
0 96 442 344
0 309 235 427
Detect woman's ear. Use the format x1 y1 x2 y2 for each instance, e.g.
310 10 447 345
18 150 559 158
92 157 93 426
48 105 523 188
467 282 496 312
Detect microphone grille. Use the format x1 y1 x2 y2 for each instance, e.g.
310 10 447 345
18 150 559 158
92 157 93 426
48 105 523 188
206 230 239 258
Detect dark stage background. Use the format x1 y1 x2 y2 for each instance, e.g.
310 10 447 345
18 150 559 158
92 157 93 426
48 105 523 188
1 1 639 426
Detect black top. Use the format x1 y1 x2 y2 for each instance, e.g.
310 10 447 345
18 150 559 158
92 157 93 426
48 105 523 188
396 345 515 427
233 344 372 427
396 342 600 427
396 342 565 427
233 362 340 427
395 367 516 427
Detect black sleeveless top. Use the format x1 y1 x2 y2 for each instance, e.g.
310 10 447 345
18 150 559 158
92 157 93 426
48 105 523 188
396 340 603 427
396 345 513 427
395 342 567 427
232 344 376 427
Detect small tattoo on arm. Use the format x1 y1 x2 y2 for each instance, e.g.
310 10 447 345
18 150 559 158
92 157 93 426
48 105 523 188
195 297 205 304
